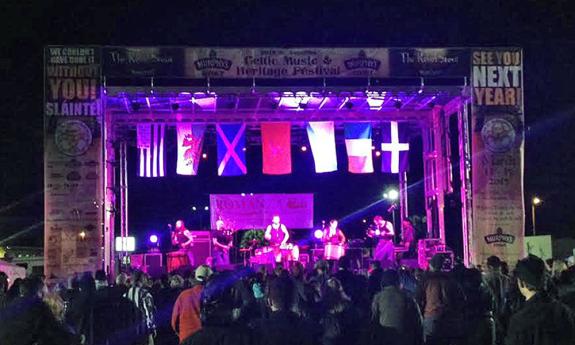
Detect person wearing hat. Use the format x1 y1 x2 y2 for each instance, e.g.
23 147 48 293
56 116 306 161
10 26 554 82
505 255 575 345
172 265 213 344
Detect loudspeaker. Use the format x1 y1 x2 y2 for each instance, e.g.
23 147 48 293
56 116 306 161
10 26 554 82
190 230 211 266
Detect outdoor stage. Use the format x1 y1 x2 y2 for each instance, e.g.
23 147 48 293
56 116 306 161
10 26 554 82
43 47 525 279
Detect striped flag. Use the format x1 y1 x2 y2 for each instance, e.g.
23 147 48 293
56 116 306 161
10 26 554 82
176 123 205 175
381 121 410 173
137 123 165 177
216 123 247 176
344 123 374 173
306 121 338 173
261 122 292 175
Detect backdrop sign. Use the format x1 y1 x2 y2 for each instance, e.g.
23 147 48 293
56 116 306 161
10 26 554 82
470 48 525 266
209 194 314 230
389 48 469 77
44 46 103 279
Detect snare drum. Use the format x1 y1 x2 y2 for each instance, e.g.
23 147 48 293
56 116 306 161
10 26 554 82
167 251 190 272
324 243 345 260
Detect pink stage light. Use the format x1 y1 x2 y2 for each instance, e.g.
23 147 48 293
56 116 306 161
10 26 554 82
314 229 324 239
149 234 158 244
301 145 308 152
375 151 381 157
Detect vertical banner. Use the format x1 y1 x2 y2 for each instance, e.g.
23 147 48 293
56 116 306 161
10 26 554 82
470 48 524 266
176 123 205 176
44 46 102 279
261 122 292 175
306 121 338 173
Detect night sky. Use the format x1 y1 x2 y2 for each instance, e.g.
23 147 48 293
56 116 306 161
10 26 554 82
1 1 574 252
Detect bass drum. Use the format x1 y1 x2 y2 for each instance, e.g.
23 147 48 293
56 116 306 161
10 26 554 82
324 243 345 260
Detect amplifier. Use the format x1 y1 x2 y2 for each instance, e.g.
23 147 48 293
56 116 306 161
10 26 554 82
190 230 211 266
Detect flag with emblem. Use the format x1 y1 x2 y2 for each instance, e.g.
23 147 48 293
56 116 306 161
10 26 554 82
216 123 247 176
344 123 374 173
381 121 410 173
261 122 291 175
306 121 338 173
137 123 165 177
176 123 205 175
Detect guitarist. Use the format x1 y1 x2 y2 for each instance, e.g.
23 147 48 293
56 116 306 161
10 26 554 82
212 218 233 266
172 220 195 266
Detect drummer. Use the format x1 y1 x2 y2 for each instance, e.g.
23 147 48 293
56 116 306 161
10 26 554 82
367 215 395 268
322 219 346 246
264 215 290 263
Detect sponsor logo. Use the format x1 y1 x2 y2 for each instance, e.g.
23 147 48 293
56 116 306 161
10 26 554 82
344 50 381 71
66 171 82 181
484 227 515 245
481 118 517 153
194 50 232 71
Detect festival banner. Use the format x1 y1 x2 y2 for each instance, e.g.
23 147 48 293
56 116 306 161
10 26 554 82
389 48 470 77
209 194 314 230
184 48 390 78
44 46 102 279
470 48 524 266
102 47 185 77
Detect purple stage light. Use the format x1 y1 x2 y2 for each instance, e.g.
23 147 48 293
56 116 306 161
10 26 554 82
149 234 158 244
314 229 324 239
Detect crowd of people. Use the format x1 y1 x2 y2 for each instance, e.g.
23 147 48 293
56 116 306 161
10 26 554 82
1 253 575 345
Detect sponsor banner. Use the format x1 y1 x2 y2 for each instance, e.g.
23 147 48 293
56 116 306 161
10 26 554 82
209 194 313 230
102 47 185 77
389 48 470 77
470 48 525 266
44 46 102 279
184 48 390 78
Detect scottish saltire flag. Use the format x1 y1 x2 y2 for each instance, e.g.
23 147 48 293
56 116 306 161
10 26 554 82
216 123 247 176
306 121 337 173
344 123 374 173
176 123 205 175
261 122 292 175
381 121 410 173
137 123 165 177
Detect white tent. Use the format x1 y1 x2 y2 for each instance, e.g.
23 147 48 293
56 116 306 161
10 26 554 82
0 260 26 287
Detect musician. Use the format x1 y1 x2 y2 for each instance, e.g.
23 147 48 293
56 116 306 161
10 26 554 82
212 218 233 266
264 215 290 263
171 220 195 266
322 219 346 245
367 215 395 268
401 218 416 256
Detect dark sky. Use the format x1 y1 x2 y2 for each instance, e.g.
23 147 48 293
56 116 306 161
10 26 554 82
1 0 574 251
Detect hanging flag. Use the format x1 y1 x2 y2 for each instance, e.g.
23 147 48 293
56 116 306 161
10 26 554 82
261 122 292 175
344 123 374 173
381 121 410 173
137 123 165 177
176 123 205 175
306 121 338 173
216 123 247 176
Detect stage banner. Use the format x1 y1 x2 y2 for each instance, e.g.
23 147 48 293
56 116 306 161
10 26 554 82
176 123 205 176
44 46 103 279
138 123 166 177
344 123 374 174
184 48 390 78
470 48 524 266
389 48 470 77
261 122 292 175
306 121 338 173
209 194 314 230
380 121 410 174
216 123 247 176
102 47 186 77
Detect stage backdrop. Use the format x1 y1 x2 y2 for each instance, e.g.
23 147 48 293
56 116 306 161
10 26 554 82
470 48 525 266
209 194 313 230
44 46 103 279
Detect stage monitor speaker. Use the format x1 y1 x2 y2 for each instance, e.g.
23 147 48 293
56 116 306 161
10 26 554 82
130 254 144 271
190 230 211 266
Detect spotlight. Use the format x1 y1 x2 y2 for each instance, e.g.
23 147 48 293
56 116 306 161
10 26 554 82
371 145 375 151
204 206 209 211
314 229 324 240
301 145 308 152
375 151 381 157
171 103 180 111
241 193 246 197
384 189 399 201
362 219 367 223
149 234 158 244
532 197 542 206
394 99 402 109
202 153 208 159
242 147 247 152
298 101 308 110
79 231 86 240
191 206 197 211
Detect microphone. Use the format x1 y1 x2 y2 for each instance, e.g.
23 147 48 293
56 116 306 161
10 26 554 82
387 204 397 213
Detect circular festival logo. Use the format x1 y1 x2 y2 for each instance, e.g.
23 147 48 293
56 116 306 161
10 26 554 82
54 120 93 157
481 118 516 153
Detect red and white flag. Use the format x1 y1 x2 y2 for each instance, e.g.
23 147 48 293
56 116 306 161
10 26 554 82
176 123 206 175
261 122 292 175
137 123 165 177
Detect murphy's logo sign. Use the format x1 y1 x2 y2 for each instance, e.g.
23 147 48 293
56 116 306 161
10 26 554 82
484 227 515 246
344 51 381 71
194 50 233 71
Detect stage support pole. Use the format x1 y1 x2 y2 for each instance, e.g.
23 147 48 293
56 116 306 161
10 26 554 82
103 106 116 278
458 102 473 266
399 171 408 229
422 119 435 238
119 141 129 264
432 106 447 243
